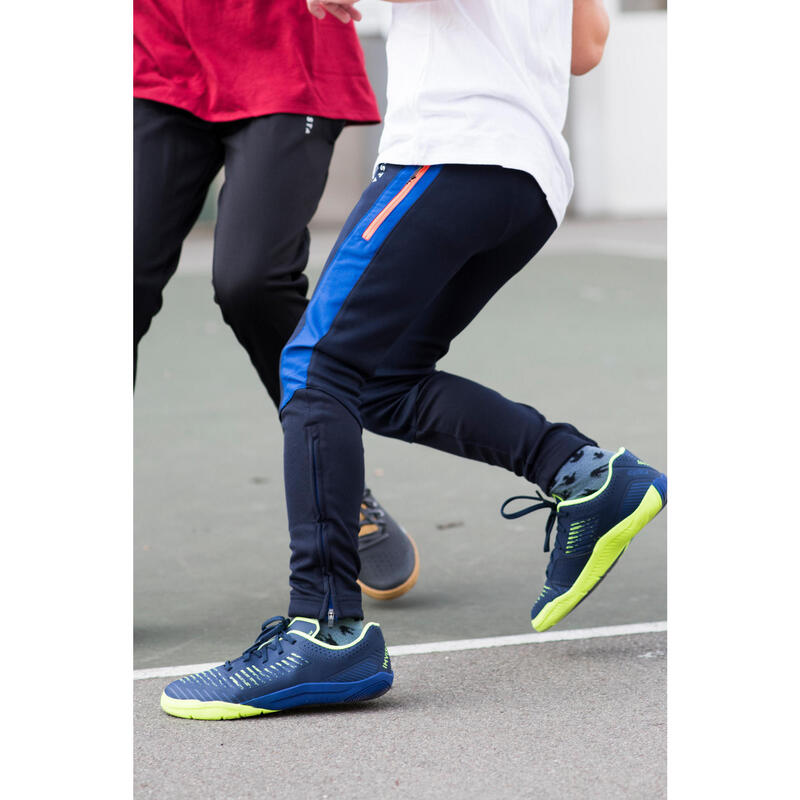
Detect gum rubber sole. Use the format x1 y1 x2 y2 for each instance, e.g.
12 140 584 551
358 534 420 601
160 672 394 720
531 482 665 632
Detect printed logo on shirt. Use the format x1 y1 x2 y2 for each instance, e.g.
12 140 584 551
371 163 386 182
305 116 314 135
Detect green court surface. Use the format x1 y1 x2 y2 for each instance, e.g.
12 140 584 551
134 228 666 670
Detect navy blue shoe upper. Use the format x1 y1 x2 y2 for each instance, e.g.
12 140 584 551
502 449 666 617
163 616 390 706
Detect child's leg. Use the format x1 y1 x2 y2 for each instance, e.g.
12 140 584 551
279 164 578 621
359 225 596 494
360 236 666 633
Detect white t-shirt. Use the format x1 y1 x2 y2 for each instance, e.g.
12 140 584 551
376 0 574 225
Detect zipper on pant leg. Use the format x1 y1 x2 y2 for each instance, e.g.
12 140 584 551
362 166 430 242
309 434 335 624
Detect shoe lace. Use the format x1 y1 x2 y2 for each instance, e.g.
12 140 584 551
359 488 389 550
224 616 297 672
500 492 559 553
361 488 385 527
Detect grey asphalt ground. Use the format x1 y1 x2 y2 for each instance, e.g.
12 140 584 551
134 218 666 798
135 631 667 799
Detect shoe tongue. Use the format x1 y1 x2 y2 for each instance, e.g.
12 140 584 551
287 617 320 636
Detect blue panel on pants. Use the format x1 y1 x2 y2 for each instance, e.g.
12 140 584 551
279 164 442 411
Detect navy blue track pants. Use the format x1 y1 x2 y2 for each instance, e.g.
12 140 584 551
280 164 595 621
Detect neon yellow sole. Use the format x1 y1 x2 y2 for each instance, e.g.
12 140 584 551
160 692 277 720
531 484 664 632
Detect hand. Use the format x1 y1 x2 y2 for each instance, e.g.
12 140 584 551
307 0 363 24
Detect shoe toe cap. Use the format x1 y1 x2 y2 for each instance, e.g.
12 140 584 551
163 679 189 700
163 667 230 702
359 527 418 592
531 583 568 618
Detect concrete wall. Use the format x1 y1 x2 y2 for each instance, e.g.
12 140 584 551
567 5 667 216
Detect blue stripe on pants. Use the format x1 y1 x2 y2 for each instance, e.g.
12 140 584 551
279 165 442 411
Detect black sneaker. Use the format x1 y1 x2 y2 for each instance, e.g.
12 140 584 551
358 488 420 600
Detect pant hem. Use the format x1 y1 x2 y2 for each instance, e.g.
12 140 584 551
288 599 364 621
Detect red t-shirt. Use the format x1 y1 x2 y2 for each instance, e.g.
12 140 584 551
133 0 380 124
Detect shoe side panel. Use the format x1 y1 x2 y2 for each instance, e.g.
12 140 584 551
246 672 394 711
164 625 390 705
546 451 665 588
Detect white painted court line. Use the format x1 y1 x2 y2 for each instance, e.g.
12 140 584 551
387 620 666 656
133 620 666 681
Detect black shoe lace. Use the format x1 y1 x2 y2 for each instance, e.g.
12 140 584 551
224 616 297 672
359 488 388 549
361 488 385 527
500 492 559 553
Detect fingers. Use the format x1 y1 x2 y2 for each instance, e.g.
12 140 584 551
322 3 348 23
321 2 359 23
307 1 326 19
308 0 363 24
343 2 362 21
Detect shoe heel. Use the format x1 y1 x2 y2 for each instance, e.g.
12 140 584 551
652 473 667 506
344 672 394 703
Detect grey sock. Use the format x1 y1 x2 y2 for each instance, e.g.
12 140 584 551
316 618 363 646
549 446 615 500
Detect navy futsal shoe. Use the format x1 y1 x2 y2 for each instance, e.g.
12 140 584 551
358 488 420 600
160 616 393 719
501 448 667 632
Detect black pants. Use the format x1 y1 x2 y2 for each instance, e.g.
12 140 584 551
133 98 344 405
280 164 596 620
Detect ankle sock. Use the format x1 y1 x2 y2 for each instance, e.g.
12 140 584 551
316 618 363 646
549 446 616 500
